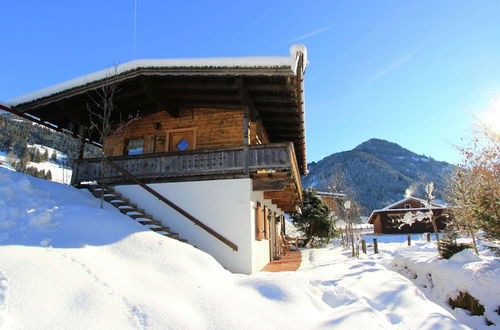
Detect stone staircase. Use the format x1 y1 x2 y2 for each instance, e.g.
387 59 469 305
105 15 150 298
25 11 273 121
82 184 189 244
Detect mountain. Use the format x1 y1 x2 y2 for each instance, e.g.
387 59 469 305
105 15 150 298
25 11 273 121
302 139 454 214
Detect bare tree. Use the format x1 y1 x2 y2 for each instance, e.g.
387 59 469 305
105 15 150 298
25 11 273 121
446 168 479 254
87 66 138 208
328 165 362 257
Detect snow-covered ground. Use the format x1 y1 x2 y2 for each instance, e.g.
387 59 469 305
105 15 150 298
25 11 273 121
0 168 489 329
0 145 72 184
26 144 72 184
0 152 15 171
360 234 499 329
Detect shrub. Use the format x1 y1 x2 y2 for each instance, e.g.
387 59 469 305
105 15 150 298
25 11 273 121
439 224 472 259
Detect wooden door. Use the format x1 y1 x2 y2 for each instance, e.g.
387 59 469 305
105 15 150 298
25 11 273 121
168 131 195 152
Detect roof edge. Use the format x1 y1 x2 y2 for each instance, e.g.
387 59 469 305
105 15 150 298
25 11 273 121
9 45 308 108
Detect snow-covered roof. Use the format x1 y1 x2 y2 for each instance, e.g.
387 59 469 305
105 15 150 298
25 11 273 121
381 197 445 210
366 197 447 224
7 44 308 107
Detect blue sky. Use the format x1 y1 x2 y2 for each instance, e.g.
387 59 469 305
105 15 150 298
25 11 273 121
1 1 499 164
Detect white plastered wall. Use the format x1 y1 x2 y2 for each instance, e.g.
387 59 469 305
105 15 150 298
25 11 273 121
115 178 254 274
115 178 285 274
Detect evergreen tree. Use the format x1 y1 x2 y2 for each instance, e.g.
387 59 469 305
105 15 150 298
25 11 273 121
50 151 58 162
43 149 49 161
439 223 472 259
33 149 42 163
19 150 31 170
45 170 52 181
290 189 335 247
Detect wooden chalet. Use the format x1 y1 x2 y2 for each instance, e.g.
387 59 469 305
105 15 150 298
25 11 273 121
3 45 308 274
367 197 449 234
316 191 346 215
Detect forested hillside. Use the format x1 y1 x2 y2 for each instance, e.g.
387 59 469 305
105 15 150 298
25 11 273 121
0 113 100 178
302 139 454 214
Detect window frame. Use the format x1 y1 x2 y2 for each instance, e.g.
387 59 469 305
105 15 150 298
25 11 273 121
124 137 145 155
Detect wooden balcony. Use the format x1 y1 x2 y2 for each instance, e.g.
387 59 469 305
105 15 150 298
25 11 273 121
72 142 302 209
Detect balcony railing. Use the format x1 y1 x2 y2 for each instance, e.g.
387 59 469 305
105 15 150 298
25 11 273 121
72 142 300 186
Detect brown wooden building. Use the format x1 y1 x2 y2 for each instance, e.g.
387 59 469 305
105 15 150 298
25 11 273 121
367 197 449 234
316 191 346 216
3 45 309 274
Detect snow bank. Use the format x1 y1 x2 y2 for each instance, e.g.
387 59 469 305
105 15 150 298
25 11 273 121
390 243 499 328
0 168 469 329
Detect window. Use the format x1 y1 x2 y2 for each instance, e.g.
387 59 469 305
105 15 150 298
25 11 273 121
125 138 144 155
404 204 411 209
255 202 263 241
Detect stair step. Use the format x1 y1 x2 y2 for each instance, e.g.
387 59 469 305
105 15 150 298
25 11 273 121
110 201 138 209
129 214 153 220
149 226 171 232
104 196 130 203
138 220 162 226
119 208 144 215
85 185 192 248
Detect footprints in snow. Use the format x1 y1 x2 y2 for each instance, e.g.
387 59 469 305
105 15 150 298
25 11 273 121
313 279 403 325
44 248 149 329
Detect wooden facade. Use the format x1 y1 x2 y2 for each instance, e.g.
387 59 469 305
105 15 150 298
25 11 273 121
367 197 450 234
102 108 261 156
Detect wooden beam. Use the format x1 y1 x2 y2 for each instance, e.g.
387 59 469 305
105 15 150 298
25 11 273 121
253 178 294 191
157 82 295 93
260 115 300 124
179 102 242 110
253 95 297 103
271 198 294 205
139 77 179 117
236 77 258 122
167 93 241 101
264 191 294 199
256 105 299 113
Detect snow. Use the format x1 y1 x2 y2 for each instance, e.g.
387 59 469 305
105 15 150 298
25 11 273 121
26 144 72 184
0 152 15 171
0 168 480 329
7 45 308 107
359 234 499 329
0 145 72 184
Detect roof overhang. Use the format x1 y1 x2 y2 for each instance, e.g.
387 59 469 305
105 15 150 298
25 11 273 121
6 45 308 174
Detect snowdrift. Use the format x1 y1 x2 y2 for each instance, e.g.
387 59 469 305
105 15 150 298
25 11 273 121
0 168 468 329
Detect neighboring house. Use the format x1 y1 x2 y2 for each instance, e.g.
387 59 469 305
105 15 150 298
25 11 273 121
316 191 346 216
4 45 308 274
367 197 449 234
